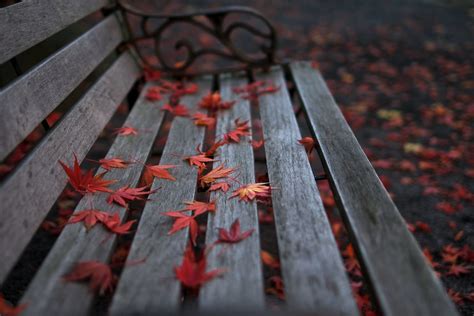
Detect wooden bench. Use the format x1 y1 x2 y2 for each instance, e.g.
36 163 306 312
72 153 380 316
0 1 457 315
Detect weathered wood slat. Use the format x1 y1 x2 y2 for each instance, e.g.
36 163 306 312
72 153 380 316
0 14 124 161
255 67 358 314
109 77 213 315
198 73 265 309
20 82 166 315
290 61 457 315
0 52 140 284
0 0 109 64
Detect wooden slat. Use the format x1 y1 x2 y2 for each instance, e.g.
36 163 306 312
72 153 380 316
0 0 109 64
290 61 457 315
0 52 140 284
255 67 358 314
109 77 213 314
20 83 166 315
198 73 265 309
0 14 124 161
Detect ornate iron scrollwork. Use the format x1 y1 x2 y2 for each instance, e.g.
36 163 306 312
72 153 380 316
118 1 278 76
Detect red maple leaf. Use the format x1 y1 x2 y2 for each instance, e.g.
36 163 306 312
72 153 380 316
298 137 316 154
198 92 235 111
446 264 470 277
261 250 280 269
161 103 189 117
63 261 117 295
144 164 176 181
217 219 254 244
203 139 227 157
230 183 273 202
251 139 264 149
114 126 138 136
107 186 157 207
199 164 236 187
175 245 225 289
67 209 109 230
90 158 131 171
209 182 230 193
143 68 161 82
102 213 136 235
183 153 216 170
59 155 116 194
0 295 27 316
266 276 285 300
192 112 216 127
184 200 216 216
232 81 280 100
223 119 251 143
163 211 199 245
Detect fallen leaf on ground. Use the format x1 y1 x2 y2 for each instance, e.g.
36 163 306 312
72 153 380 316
175 245 225 289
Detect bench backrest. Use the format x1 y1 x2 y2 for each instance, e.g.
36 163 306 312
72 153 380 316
0 1 139 282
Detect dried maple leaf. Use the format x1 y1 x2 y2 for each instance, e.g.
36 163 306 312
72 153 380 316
298 137 315 154
223 119 251 143
199 164 236 187
198 92 235 111
161 103 189 117
163 211 199 245
192 112 216 127
63 261 116 295
0 295 26 316
175 245 225 289
209 182 230 193
230 183 273 202
184 200 216 216
107 186 157 207
218 219 254 244
68 209 109 230
59 155 116 194
114 126 138 136
144 164 177 181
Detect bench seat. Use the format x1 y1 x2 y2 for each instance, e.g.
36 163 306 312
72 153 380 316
0 2 457 315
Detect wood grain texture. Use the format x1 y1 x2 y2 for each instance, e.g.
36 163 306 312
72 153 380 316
20 82 165 316
0 0 109 64
109 77 213 315
198 73 265 310
0 14 123 161
290 61 457 316
255 67 358 315
0 52 140 284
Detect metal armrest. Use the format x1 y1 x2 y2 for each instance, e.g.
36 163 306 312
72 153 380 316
118 0 278 76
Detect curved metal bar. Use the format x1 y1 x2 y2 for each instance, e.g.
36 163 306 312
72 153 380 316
117 0 278 76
